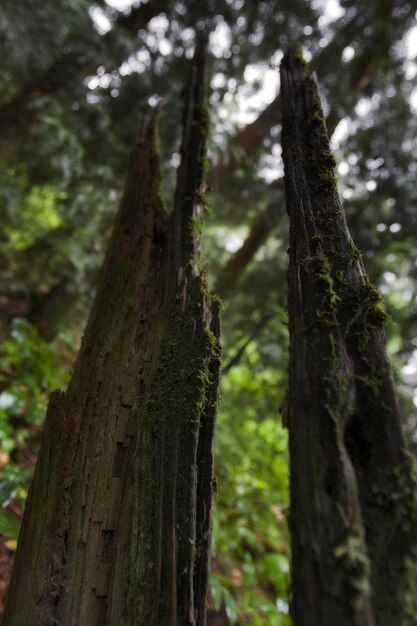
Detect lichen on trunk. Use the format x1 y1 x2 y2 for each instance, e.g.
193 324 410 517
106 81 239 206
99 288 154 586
3 33 221 626
281 46 417 626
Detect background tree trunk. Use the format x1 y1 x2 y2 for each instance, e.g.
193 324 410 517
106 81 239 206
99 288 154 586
281 48 417 626
3 35 221 626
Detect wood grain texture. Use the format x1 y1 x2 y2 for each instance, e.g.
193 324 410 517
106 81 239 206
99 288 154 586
281 47 417 626
3 33 221 626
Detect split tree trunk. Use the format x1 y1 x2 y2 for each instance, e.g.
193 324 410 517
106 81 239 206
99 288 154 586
281 48 417 626
3 35 221 626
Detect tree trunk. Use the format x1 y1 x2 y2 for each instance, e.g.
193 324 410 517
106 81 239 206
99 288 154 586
3 35 221 626
281 47 417 626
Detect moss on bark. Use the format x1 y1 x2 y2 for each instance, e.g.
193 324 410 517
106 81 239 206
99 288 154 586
3 32 220 626
281 45 417 626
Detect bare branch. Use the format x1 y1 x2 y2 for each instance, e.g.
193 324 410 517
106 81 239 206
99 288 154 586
210 94 280 187
215 192 283 298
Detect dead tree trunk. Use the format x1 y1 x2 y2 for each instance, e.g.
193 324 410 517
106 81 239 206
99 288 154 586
281 47 417 626
3 35 221 626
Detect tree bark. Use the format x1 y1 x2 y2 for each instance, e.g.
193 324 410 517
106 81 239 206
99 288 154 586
3 34 221 626
281 48 417 626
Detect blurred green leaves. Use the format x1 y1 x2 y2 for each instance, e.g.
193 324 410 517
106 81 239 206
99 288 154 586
0 319 71 432
211 348 290 625
0 319 74 542
0 0 416 622
6 183 65 251
0 509 21 542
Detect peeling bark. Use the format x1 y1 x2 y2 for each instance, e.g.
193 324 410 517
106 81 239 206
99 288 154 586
3 34 220 626
281 48 417 626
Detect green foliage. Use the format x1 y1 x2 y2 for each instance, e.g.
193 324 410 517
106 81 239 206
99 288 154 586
0 319 74 541
0 319 71 435
0 0 417 622
2 178 65 251
211 340 291 625
0 509 21 542
293 47 307 67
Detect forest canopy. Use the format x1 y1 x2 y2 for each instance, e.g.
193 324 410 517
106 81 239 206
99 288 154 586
1 1 417 624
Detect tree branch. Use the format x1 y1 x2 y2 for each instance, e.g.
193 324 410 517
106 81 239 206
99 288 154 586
214 2 397 297
221 313 274 374
326 0 395 137
210 94 281 187
215 193 282 298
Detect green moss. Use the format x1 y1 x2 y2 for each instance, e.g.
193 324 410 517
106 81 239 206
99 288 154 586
334 533 369 567
209 291 223 310
204 326 219 353
143 286 221 431
127 286 221 621
317 166 339 191
310 109 325 127
306 253 340 312
321 149 337 169
347 241 363 265
333 245 363 285
345 279 390 350
293 47 308 67
199 188 212 215
189 214 203 236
